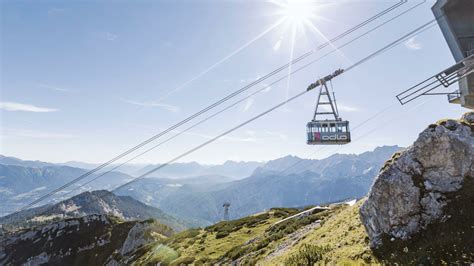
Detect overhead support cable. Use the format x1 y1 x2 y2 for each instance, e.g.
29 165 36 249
111 19 438 193
61 1 426 195
66 1 427 194
18 1 410 211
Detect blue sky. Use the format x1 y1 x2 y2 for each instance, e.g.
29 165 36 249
1 0 469 164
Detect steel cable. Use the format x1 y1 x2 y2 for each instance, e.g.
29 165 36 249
18 1 409 211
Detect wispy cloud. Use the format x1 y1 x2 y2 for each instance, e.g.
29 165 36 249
242 98 254 111
198 129 284 143
122 99 179 112
149 127 287 144
1 128 75 139
38 84 75 93
159 128 258 143
47 8 66 15
222 130 288 143
404 37 422 50
262 130 288 140
0 102 58 113
273 39 282 51
101 31 118 42
263 84 272 92
320 103 358 113
337 104 359 112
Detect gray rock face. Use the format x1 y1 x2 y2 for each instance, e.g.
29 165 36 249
119 222 152 256
360 112 474 248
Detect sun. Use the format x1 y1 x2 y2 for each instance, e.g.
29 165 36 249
268 0 347 103
273 0 319 27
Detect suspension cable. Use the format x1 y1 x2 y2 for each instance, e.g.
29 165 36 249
65 1 426 195
18 2 409 211
110 19 437 194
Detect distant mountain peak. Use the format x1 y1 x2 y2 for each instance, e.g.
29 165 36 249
0 190 188 232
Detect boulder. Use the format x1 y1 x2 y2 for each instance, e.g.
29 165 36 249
360 112 474 248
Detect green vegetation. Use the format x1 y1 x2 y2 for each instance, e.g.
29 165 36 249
136 193 473 265
204 212 271 238
380 151 403 172
135 205 341 265
429 117 474 132
285 244 329 265
136 208 303 265
133 244 179 265
271 201 376 264
267 208 329 237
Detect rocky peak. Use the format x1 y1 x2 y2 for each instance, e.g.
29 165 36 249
0 214 168 265
360 112 474 249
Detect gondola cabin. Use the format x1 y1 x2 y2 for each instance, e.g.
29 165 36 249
307 120 351 145
305 70 351 145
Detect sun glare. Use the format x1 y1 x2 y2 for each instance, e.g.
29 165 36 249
273 0 319 27
281 1 316 25
269 0 349 102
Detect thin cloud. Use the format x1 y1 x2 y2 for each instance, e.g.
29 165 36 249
242 98 254 111
320 103 358 112
122 99 180 112
273 39 282 51
161 128 258 143
263 130 288 140
263 84 272 92
337 104 359 112
2 128 75 139
156 127 286 144
47 8 66 15
38 84 75 93
100 31 118 42
223 130 287 143
0 102 58 113
404 37 422 50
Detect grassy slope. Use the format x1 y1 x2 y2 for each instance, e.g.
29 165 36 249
267 201 376 265
135 194 473 265
132 116 474 265
135 210 297 265
134 206 369 265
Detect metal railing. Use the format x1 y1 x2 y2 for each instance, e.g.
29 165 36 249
396 55 474 105
447 90 461 103
466 49 474 57
466 41 474 57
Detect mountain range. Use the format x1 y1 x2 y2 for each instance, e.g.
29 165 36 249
0 163 132 216
60 159 263 179
115 146 402 225
0 190 188 232
0 146 401 225
0 156 262 216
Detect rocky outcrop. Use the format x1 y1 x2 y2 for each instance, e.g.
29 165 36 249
0 215 152 265
360 112 474 248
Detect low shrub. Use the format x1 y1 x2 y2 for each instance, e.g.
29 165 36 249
171 256 195 266
215 231 230 239
285 244 330 265
226 245 252 260
205 213 270 239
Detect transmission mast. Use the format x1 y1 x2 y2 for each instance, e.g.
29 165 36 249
223 202 230 221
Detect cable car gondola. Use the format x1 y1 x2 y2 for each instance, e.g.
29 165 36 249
306 72 351 145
